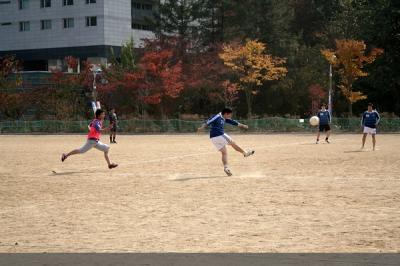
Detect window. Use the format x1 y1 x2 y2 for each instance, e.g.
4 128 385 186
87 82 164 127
86 0 96 4
40 19 51 30
0 1 11 5
132 2 152 10
86 16 97 27
1 22 12 26
63 17 74 28
132 23 151 31
63 0 73 6
19 21 30 31
40 0 51 8
18 0 29 9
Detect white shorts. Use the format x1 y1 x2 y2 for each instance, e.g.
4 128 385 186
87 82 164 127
79 139 110 153
211 134 233 150
363 126 377 135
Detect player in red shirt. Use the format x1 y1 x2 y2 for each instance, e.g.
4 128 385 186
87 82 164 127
61 109 118 169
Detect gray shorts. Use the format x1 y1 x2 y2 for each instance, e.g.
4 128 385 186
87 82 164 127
79 139 110 153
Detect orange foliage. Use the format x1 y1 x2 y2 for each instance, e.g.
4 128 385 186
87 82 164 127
321 39 383 106
219 39 287 117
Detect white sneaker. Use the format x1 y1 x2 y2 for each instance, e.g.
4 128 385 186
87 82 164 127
244 150 255 157
224 167 233 176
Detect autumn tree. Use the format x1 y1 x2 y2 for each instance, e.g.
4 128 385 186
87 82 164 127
0 55 27 120
308 84 327 115
219 39 287 118
322 39 383 116
47 58 95 119
0 55 21 90
136 49 184 118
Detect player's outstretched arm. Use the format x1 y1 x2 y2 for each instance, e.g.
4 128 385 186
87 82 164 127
238 123 249 130
197 123 207 132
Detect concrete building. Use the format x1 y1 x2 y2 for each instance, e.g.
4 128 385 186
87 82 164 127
0 0 156 71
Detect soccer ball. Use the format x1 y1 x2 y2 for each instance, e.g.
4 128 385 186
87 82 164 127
309 116 320 126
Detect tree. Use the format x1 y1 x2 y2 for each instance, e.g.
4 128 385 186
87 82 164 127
309 84 327 115
98 39 140 115
0 55 21 90
219 39 287 118
322 39 383 116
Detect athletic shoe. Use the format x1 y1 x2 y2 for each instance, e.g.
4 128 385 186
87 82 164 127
244 150 255 157
224 167 233 176
316 140 319 144
113 140 117 144
325 139 330 144
108 163 118 169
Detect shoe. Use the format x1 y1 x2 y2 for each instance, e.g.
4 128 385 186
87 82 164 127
316 140 319 144
61 153 67 162
325 139 330 143
108 163 118 169
244 150 255 157
113 140 117 144
224 167 233 176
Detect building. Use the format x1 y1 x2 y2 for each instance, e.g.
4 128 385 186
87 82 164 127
0 0 156 71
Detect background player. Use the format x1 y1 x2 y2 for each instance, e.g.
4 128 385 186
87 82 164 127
316 103 331 144
197 107 255 176
61 109 118 169
109 108 118 144
361 103 381 151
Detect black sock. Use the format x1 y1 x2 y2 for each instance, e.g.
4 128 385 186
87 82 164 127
325 137 328 140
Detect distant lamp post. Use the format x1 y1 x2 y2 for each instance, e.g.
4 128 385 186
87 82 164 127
91 64 102 102
328 55 336 116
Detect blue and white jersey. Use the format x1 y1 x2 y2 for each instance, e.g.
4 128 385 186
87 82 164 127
362 111 380 128
206 113 239 138
317 110 331 125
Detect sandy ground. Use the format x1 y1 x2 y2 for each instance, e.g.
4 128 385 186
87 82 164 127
0 133 399 252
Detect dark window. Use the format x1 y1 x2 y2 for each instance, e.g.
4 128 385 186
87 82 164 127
86 0 96 4
63 0 73 6
86 16 97 27
1 22 12 26
132 23 151 31
40 0 51 8
18 0 29 9
133 2 141 9
40 19 51 30
0 1 11 5
63 17 74 28
19 21 30 31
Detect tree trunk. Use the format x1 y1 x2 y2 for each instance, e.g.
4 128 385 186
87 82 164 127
348 101 353 117
245 88 252 119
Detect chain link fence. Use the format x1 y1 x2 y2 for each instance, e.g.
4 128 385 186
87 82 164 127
0 118 399 134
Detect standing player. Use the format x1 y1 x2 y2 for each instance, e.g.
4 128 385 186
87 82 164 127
109 108 118 144
61 109 118 169
316 103 331 144
197 108 255 176
361 103 380 151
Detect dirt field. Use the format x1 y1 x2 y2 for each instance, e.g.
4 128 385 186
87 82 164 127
0 133 399 252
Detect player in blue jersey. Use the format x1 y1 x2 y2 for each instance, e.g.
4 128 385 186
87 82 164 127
361 103 380 151
316 103 331 144
197 107 255 176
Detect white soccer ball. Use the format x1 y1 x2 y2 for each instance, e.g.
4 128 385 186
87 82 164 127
309 116 320 126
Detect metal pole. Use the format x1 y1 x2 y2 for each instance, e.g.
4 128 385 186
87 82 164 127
328 63 333 116
92 70 97 102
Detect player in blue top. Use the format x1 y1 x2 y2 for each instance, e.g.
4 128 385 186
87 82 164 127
361 103 380 151
197 107 255 176
316 103 331 144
